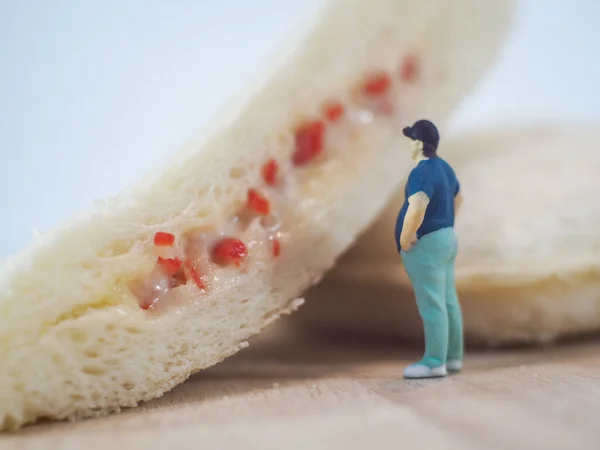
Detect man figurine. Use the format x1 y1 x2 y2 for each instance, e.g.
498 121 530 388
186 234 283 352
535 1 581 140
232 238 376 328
395 119 464 379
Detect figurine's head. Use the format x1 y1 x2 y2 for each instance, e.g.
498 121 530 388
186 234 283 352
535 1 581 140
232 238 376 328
402 119 439 160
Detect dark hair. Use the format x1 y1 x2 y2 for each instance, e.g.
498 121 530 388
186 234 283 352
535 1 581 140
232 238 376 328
421 142 438 158
402 119 440 158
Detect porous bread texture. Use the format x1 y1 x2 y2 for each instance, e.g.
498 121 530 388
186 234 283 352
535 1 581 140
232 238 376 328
0 0 513 430
297 125 600 346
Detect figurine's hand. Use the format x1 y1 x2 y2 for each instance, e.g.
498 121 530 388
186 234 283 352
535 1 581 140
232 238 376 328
400 233 417 252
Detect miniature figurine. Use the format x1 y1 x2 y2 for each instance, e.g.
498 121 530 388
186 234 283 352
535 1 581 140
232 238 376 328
395 119 464 379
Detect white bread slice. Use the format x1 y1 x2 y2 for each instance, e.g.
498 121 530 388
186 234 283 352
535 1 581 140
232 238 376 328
297 125 600 347
0 0 512 430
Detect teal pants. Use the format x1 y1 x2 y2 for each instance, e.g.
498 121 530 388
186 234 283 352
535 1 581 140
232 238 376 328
401 227 463 368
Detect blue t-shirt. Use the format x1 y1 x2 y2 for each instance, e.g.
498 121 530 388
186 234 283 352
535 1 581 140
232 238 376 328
395 157 459 252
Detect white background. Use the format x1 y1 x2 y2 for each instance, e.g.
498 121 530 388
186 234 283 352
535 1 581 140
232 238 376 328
1 0 599 260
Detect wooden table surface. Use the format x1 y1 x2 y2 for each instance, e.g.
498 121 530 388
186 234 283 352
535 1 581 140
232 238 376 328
4 318 600 450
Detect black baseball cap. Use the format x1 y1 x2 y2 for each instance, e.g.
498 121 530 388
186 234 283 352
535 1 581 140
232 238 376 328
402 119 440 150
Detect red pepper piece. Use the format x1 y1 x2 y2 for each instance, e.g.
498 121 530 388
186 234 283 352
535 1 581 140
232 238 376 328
211 238 248 267
322 101 345 123
157 257 183 276
247 188 271 215
400 54 419 83
261 158 279 186
154 231 175 247
272 238 281 258
292 120 326 166
362 72 392 96
184 260 206 290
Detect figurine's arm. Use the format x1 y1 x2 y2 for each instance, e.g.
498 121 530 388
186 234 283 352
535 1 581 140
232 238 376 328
399 192 429 251
453 175 463 217
454 190 463 216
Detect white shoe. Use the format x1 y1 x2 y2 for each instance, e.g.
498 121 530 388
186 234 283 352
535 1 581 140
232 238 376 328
446 359 463 373
403 363 447 379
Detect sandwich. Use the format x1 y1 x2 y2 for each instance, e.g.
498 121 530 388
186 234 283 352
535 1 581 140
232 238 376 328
0 0 512 429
